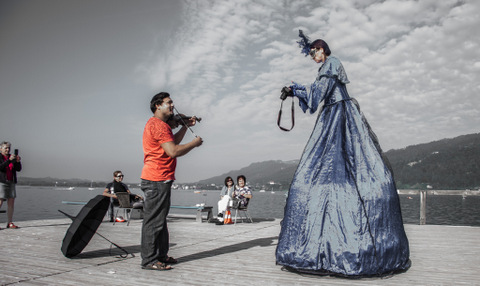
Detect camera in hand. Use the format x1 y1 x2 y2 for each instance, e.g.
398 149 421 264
280 86 293 100
14 149 19 156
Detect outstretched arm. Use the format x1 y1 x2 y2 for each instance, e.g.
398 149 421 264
173 117 198 144
291 78 329 114
161 136 203 159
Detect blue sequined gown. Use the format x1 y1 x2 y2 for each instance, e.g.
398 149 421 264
276 56 410 277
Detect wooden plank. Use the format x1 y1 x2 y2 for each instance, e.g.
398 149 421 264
420 190 427 225
0 218 479 285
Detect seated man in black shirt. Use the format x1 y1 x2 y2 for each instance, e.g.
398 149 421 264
103 170 142 222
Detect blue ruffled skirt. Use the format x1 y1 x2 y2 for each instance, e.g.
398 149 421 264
276 98 410 277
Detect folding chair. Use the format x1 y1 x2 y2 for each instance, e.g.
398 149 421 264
232 199 253 224
113 192 133 226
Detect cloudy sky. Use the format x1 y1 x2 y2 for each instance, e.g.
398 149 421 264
1 0 479 183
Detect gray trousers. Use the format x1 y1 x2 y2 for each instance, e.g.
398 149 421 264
140 179 172 267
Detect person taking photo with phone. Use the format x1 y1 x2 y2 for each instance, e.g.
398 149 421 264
0 141 22 229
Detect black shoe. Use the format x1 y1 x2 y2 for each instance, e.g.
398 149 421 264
218 213 223 218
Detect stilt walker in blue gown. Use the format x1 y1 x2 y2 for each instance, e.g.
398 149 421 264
276 31 411 277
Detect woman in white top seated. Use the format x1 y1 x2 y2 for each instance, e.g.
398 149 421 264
217 176 235 222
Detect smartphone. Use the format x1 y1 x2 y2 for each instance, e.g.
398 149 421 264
14 149 18 156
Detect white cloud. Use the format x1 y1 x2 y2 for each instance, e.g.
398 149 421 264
1 0 478 183
139 0 480 181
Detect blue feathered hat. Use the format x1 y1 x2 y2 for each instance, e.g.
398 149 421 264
297 30 311 56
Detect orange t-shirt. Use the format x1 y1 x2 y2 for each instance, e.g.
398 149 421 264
141 117 176 181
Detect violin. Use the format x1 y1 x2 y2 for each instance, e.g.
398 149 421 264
167 114 202 128
173 114 202 124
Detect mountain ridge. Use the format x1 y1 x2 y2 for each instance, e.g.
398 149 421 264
195 132 480 190
18 133 480 190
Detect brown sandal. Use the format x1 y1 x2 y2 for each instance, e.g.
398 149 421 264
142 262 172 271
160 256 178 264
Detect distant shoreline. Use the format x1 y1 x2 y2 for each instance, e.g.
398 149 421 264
16 184 480 193
397 189 480 196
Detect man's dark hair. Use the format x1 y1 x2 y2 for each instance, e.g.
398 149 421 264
311 39 331 56
150 92 170 113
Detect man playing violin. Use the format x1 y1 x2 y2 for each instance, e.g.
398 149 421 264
140 92 203 271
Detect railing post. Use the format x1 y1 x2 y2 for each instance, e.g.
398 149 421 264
420 190 427 225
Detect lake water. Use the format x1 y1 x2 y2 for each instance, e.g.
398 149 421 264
3 186 480 226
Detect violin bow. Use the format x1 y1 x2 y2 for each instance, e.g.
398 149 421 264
173 106 199 137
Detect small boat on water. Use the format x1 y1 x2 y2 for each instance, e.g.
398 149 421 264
55 186 75 191
54 182 75 191
88 180 95 191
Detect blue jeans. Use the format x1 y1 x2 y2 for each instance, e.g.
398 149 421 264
140 179 172 267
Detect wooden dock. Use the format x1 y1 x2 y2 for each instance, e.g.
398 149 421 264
1 216 479 285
